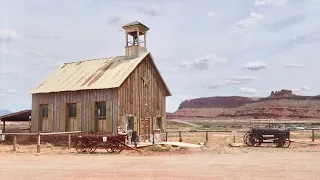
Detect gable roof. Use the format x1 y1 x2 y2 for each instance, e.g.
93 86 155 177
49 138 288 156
122 21 150 30
29 52 171 96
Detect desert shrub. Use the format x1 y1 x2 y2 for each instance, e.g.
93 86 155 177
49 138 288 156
201 124 211 128
179 146 188 150
146 144 172 152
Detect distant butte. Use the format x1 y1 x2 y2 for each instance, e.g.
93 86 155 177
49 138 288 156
167 89 320 119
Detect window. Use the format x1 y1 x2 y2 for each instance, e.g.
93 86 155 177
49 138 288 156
40 104 48 118
97 102 106 119
126 116 134 131
156 117 162 129
68 104 77 118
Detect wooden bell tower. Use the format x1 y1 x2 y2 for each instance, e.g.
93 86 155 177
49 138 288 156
122 21 150 56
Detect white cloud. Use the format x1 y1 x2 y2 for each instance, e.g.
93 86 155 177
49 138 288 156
0 46 9 54
254 0 288 6
226 76 259 85
205 76 259 89
242 61 267 71
108 16 123 26
228 76 259 82
0 89 19 97
161 68 178 74
284 63 304 68
0 29 23 41
207 12 216 17
138 6 161 17
240 87 258 94
293 85 310 92
236 13 264 29
7 89 18 94
181 54 228 70
26 50 51 58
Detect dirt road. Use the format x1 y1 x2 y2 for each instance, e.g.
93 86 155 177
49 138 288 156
1 151 320 180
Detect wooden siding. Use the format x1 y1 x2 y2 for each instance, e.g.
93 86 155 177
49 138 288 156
31 89 118 134
117 54 167 132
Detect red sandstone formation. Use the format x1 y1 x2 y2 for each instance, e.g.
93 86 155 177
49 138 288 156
167 89 320 119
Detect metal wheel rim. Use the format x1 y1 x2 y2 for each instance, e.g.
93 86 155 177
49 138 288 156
111 139 124 154
75 140 87 153
105 141 113 153
249 134 260 147
243 132 251 146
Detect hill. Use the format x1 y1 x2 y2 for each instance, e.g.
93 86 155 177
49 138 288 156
168 89 320 119
0 109 11 116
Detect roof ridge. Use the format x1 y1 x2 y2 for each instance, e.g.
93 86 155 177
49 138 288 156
63 54 134 65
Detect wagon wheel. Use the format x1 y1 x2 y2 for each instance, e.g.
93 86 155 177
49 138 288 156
88 141 98 153
85 137 95 153
283 139 291 148
74 137 87 153
104 141 114 153
110 139 125 154
243 132 251 146
275 138 286 148
248 134 261 147
75 137 92 153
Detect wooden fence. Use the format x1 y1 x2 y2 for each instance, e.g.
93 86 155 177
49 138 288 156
0 131 81 153
163 129 320 143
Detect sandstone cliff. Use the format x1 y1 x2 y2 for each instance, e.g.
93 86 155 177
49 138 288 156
168 89 320 119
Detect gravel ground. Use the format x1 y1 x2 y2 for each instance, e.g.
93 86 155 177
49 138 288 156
1 150 320 180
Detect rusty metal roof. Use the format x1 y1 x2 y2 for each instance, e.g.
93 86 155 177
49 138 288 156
29 52 149 94
0 110 31 122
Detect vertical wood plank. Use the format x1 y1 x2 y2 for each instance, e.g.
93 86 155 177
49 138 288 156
31 104 39 132
98 120 103 132
153 117 157 130
133 116 138 131
89 102 96 132
47 104 54 131
42 119 47 132
76 103 82 131
121 116 126 132
60 103 66 132
162 116 166 131
106 101 113 133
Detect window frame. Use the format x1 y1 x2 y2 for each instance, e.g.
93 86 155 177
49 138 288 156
40 104 49 118
126 116 134 132
96 102 106 119
156 117 162 130
68 103 77 118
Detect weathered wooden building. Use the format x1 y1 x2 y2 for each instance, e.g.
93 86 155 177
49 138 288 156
29 21 171 140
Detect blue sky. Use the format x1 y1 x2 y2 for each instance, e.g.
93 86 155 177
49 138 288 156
1 0 320 113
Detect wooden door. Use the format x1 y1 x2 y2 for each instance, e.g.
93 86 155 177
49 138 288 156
140 117 150 141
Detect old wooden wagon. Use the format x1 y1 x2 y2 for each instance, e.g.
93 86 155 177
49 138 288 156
73 133 127 153
243 127 291 148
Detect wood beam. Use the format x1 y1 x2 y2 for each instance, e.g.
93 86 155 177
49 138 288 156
144 33 147 48
3 120 5 133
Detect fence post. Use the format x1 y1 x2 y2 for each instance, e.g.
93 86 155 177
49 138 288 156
68 133 71 149
165 132 168 142
37 133 41 153
152 131 155 144
179 131 182 142
312 129 315 142
13 135 17 152
205 131 208 143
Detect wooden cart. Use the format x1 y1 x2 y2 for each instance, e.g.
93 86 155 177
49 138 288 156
73 134 127 153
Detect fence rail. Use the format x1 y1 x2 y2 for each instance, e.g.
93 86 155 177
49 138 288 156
0 131 82 153
163 128 320 143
